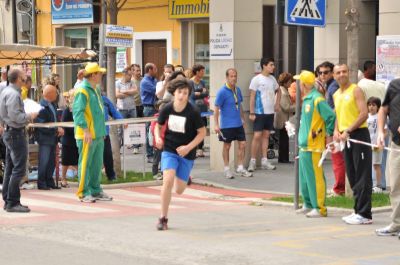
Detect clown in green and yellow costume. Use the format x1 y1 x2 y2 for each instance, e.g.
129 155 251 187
296 71 336 217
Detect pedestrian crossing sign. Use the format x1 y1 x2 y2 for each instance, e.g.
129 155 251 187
285 0 326 27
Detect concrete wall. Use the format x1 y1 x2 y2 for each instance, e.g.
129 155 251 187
209 0 263 171
0 2 14 44
379 0 400 35
314 0 377 69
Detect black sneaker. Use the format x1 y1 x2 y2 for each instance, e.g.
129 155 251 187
157 216 168 231
6 204 31 213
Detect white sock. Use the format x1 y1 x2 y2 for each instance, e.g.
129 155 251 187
224 166 230 172
250 158 256 162
237 165 244 171
262 157 268 162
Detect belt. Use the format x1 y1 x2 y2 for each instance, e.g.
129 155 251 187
4 125 25 131
143 104 154 107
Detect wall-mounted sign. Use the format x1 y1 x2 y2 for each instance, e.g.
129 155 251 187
376 35 400 88
51 0 93 25
169 0 209 19
210 22 234 60
116 48 127 73
100 24 134 48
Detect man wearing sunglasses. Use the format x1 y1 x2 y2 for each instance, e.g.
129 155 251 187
319 61 346 197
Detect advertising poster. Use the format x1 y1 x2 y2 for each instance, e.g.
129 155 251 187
376 35 400 88
51 0 93 24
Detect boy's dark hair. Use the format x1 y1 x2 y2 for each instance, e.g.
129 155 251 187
260 58 274 69
167 79 192 95
192 64 205 76
367 96 381 109
167 71 186 82
363 60 375 71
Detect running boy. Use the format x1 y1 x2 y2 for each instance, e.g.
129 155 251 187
154 79 206 230
367 97 385 193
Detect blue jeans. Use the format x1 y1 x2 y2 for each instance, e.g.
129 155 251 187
37 144 56 189
2 129 27 207
143 106 156 158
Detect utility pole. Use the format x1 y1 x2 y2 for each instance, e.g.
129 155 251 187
12 0 18 43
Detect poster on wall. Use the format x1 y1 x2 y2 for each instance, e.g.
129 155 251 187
116 48 127 73
100 24 134 48
209 22 233 60
376 35 400 88
51 0 94 25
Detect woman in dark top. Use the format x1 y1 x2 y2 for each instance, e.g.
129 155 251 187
60 90 79 187
154 79 206 231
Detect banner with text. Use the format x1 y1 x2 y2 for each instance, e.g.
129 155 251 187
210 22 234 60
51 0 93 25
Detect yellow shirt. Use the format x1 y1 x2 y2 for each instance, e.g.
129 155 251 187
21 86 29 100
333 83 367 132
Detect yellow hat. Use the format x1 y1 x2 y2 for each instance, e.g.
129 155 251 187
293 70 315 85
84 62 106 75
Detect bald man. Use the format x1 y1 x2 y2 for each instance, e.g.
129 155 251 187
74 69 85 89
34 85 64 190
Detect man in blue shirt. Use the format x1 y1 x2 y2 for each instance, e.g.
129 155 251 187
214 68 252 179
102 95 123 181
140 63 158 163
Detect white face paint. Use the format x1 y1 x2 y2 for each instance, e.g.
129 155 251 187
168 114 186 134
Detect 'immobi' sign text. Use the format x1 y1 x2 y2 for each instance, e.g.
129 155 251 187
169 0 209 19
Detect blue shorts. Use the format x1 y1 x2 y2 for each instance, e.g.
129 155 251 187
219 126 246 143
161 151 194 182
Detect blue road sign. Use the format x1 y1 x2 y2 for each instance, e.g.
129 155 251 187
285 0 326 27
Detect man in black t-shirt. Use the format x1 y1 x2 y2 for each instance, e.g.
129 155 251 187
376 78 400 237
154 79 206 231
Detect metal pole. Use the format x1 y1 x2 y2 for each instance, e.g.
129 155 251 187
32 0 36 45
12 0 18 43
99 0 107 68
294 26 303 210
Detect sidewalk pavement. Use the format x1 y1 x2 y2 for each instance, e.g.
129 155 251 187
122 147 335 195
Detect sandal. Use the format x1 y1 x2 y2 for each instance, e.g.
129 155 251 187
60 180 69 188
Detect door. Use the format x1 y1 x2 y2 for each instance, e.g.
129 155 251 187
142 40 167 80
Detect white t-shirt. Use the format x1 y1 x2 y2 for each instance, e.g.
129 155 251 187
156 80 166 98
249 73 279 114
368 113 387 144
358 78 386 102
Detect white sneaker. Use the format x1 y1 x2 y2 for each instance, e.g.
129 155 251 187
375 225 400 236
341 212 356 222
372 186 383 193
306 209 325 218
247 160 256 172
236 168 253 178
21 183 35 190
345 214 372 225
296 206 311 215
261 160 276 170
133 148 139 154
224 169 234 179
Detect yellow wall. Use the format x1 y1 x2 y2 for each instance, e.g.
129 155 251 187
35 0 182 64
36 0 53 47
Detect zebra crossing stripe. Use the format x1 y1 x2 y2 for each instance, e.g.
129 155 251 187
22 198 117 213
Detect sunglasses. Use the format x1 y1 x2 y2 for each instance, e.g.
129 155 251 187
318 70 331 75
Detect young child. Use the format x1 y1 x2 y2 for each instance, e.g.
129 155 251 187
367 97 385 193
154 79 206 230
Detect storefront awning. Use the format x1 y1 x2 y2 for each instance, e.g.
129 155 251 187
0 44 97 67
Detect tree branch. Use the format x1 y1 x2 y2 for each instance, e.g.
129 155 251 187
117 0 128 10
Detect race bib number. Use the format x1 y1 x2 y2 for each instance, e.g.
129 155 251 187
168 115 186 133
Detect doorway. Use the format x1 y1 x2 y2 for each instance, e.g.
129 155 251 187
142 40 167 80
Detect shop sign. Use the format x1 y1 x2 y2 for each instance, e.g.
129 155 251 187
169 0 209 19
100 24 134 48
376 35 400 88
124 124 146 145
51 0 93 24
210 22 234 60
116 48 127 73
